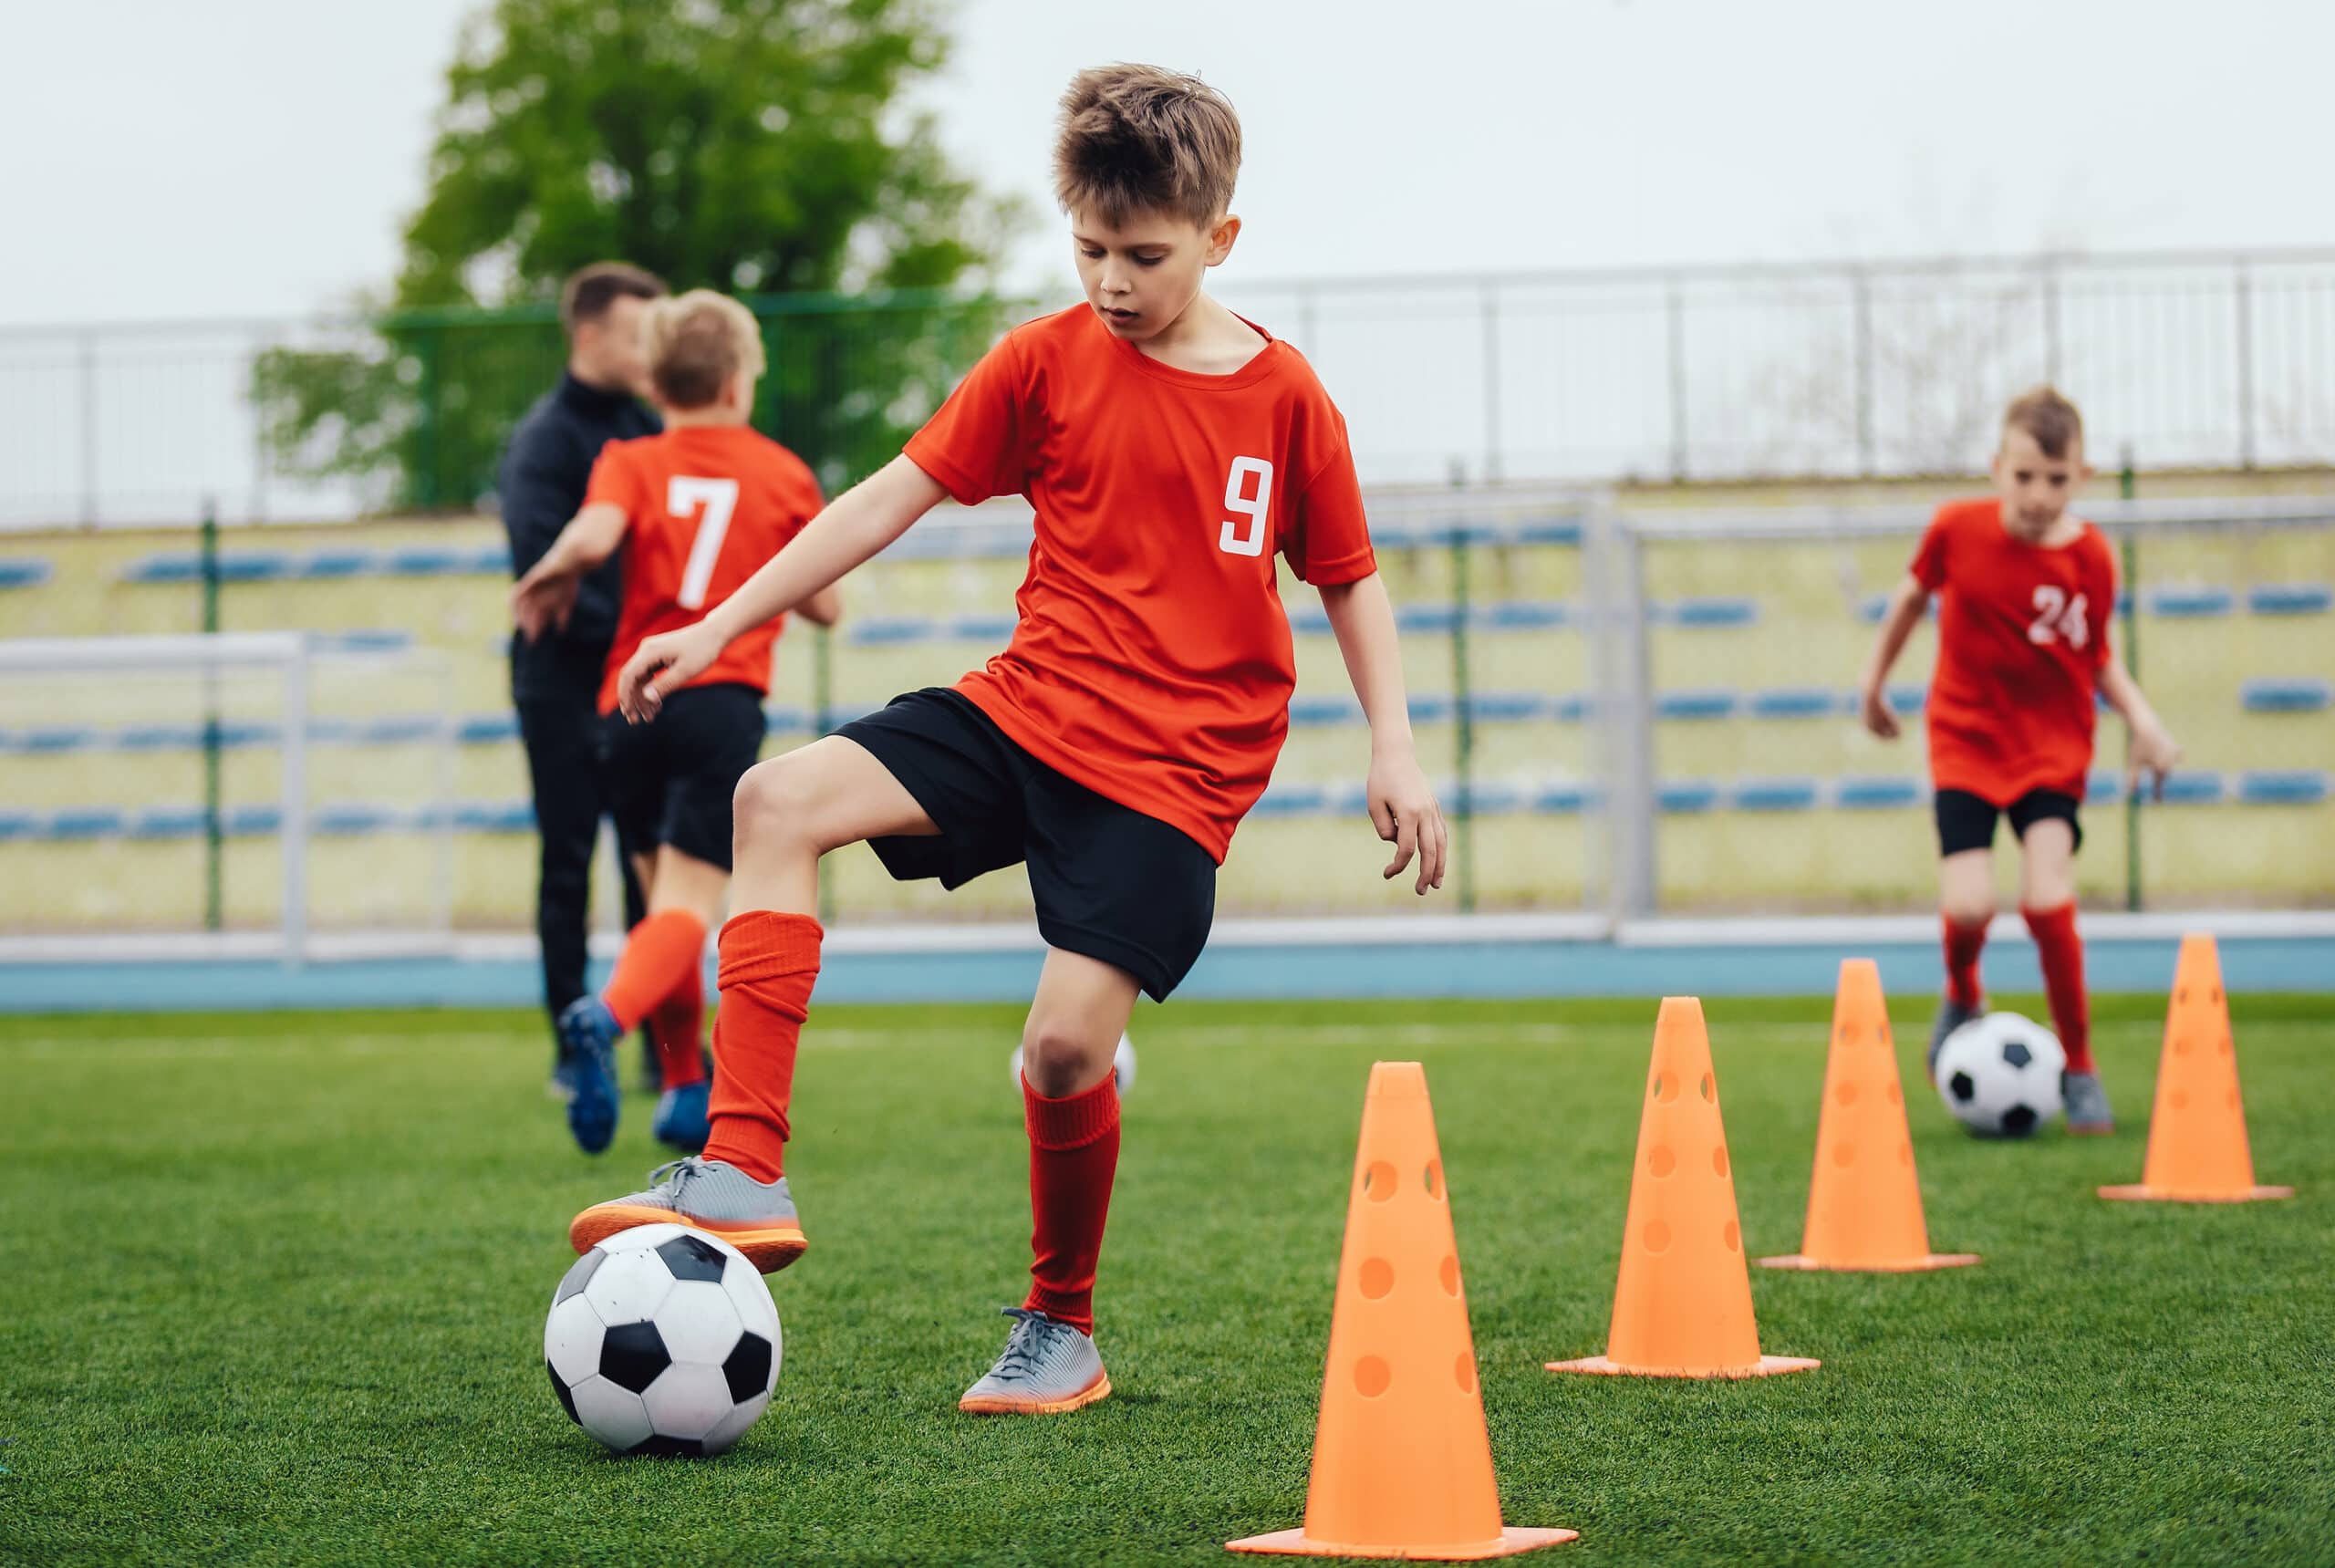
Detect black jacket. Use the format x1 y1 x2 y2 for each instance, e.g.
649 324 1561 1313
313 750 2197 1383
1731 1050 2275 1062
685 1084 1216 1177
499 371 659 687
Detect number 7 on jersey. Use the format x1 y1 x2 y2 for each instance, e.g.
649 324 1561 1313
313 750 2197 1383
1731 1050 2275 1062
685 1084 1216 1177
669 476 741 609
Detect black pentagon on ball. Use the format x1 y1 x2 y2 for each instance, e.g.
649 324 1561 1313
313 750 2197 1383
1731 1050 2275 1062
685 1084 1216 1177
599 1321 671 1395
2001 1040 2034 1069
1948 1070 1977 1103
2000 1104 2039 1137
627 1434 705 1459
655 1232 730 1285
725 1330 773 1404
546 1360 581 1425
551 1247 604 1307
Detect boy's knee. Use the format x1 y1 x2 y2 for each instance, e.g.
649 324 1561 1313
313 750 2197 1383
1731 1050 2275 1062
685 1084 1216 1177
1941 894 1995 929
734 755 825 848
1019 1013 1115 1097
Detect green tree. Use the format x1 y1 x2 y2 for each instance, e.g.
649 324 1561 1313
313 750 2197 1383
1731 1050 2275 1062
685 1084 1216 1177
256 0 1024 510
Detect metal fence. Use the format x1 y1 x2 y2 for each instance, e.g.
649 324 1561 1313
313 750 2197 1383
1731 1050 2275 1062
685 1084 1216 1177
5 249 2334 531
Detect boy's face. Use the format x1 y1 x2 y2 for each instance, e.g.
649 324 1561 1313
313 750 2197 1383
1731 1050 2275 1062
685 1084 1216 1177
1070 207 1240 340
1990 425 2092 540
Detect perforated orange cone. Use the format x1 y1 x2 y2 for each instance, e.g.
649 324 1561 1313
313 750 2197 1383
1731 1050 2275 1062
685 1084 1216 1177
1230 1062 1576 1561
1760 960 1978 1272
1548 998 1818 1379
2101 934 2293 1203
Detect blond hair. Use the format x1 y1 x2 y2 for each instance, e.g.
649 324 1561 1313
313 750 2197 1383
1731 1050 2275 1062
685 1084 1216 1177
2003 385 2084 460
643 290 766 410
1053 64 1240 227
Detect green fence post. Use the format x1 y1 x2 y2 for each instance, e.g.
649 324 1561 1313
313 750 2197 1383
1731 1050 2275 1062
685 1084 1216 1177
412 327 441 510
2120 448 2141 913
1449 522 1477 913
201 497 223 932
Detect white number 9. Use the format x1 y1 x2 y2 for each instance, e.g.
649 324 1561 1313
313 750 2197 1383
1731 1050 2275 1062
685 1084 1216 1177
1218 455 1274 557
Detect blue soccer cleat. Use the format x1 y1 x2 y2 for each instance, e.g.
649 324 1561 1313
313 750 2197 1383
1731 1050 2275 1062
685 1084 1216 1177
556 995 621 1155
652 1079 711 1153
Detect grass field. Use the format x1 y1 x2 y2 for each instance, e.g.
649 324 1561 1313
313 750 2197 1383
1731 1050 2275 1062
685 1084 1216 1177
4 992 2330 1565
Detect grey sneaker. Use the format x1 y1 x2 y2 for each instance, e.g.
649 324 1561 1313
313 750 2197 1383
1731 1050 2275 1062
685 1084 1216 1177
2062 1070 2114 1136
958 1307 1112 1416
1928 994 1984 1085
568 1157 808 1274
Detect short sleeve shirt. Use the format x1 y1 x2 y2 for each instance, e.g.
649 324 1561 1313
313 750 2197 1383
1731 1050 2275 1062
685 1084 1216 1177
1911 496 2117 805
903 305 1376 860
584 425 825 713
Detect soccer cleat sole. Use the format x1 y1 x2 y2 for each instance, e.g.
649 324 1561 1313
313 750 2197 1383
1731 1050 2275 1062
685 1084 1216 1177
567 1203 809 1273
958 1371 1112 1417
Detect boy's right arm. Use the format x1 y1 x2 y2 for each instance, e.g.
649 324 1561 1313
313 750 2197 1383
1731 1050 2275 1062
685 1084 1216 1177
1858 574 1931 740
618 453 947 720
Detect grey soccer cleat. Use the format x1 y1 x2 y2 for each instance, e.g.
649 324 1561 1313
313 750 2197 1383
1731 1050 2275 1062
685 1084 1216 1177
958 1306 1112 1416
568 1156 808 1274
2062 1070 2114 1136
1927 993 1984 1085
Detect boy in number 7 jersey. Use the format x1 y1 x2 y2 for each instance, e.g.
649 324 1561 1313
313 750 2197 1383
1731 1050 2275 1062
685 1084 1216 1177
567 64 1451 1415
514 291 841 1158
1860 387 2180 1134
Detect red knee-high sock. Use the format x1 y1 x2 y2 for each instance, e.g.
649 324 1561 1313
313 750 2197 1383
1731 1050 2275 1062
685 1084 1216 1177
601 908 707 1032
648 956 705 1090
1943 915 1989 1009
1022 1073 1120 1337
2023 902 2092 1073
701 912 822 1183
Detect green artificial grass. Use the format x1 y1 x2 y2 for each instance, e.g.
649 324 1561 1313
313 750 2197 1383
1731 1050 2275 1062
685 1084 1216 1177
2 993 2330 1565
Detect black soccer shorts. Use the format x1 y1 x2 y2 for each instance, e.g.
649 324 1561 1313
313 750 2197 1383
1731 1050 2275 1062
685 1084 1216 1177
1934 786 2084 857
598 682 768 873
835 687 1218 1002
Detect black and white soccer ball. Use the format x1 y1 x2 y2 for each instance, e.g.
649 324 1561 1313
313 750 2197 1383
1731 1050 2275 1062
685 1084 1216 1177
1008 1033 1136 1096
1935 1010 2066 1137
544 1223 781 1456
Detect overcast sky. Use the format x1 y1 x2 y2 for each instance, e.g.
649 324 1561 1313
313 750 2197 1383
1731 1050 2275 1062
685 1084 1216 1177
6 0 2328 327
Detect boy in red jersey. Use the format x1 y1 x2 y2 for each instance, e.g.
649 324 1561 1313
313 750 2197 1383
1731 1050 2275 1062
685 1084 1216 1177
567 65 1449 1415
514 291 841 1158
1860 387 2180 1134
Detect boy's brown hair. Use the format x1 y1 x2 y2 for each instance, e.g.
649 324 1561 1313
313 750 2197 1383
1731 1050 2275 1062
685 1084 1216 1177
1053 64 1240 227
557 262 667 337
2003 385 2084 460
643 290 767 410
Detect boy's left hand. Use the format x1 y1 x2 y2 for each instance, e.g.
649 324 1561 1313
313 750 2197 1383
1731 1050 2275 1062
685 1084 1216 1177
2127 720 2183 802
1368 748 1447 894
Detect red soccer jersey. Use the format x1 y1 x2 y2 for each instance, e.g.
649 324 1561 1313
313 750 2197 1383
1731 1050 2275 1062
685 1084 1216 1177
583 424 824 713
903 305 1376 861
1910 496 2117 805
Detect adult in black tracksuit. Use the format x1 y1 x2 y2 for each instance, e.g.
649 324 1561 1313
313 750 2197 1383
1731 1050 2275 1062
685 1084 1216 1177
500 263 666 1075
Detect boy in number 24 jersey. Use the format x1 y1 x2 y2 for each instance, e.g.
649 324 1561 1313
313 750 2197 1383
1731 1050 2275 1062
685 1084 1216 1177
513 292 841 1159
1860 388 2181 1134
567 65 1452 1415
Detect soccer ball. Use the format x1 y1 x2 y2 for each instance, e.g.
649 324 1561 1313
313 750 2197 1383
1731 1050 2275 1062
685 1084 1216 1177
1935 1011 2066 1137
1008 1033 1136 1096
544 1223 781 1456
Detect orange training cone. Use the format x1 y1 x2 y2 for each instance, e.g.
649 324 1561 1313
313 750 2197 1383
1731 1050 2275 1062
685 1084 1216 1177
1548 998 1818 1379
2101 934 2293 1203
1759 960 1978 1272
1229 1062 1575 1561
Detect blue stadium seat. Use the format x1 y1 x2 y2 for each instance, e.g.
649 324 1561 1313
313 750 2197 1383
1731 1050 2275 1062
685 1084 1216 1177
455 713 522 744
1731 777 1821 812
1482 600 1571 630
1885 684 1928 713
354 716 441 744
2145 586 2234 618
1834 776 1925 809
316 805 398 836
47 807 127 839
1396 605 1461 634
226 805 283 836
1287 607 1334 635
1468 692 1545 722
2240 679 2331 713
1658 780 1720 813
0 557 52 588
1655 690 1737 721
386 546 469 576
1532 784 1594 814
2157 772 2225 805
120 553 202 584
2086 771 2122 805
848 617 935 645
298 549 379 579
1288 697 1360 728
2237 770 2329 805
946 614 1016 641
763 705 810 733
130 806 209 840
317 628 414 654
116 723 206 751
1251 785 1326 818
2247 583 2330 616
0 810 36 841
16 726 96 753
1664 597 1759 628
1407 696 1455 723
1457 783 1524 814
462 543 514 574
453 802 535 833
123 551 293 584
1749 688 1840 720
1516 520 1584 546
1551 694 1591 722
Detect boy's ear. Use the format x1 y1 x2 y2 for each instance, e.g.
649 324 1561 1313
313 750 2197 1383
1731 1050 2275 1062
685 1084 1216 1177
1204 213 1241 267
